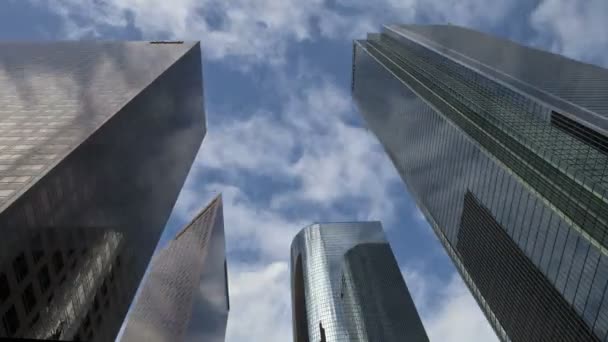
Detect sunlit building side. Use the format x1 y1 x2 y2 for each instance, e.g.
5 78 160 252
0 41 205 341
120 195 229 342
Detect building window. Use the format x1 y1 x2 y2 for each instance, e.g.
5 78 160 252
2 305 19 336
21 284 36 314
29 313 40 328
551 111 608 155
38 266 51 293
13 253 28 283
0 273 9 303
83 314 91 329
52 251 63 273
30 234 44 264
101 281 108 297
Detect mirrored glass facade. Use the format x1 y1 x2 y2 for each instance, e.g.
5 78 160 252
352 24 608 341
0 41 206 341
341 243 429 342
290 222 428 342
120 195 229 342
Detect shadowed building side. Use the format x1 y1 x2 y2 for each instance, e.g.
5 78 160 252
341 243 428 342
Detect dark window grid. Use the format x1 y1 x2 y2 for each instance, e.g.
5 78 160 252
378 38 604 198
52 250 64 273
458 205 517 331
21 283 36 315
0 272 9 304
2 305 19 336
464 192 596 340
12 253 29 283
37 265 51 294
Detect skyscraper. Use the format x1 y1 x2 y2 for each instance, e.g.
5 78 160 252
352 24 608 341
120 195 229 342
290 222 428 342
341 243 430 342
0 41 205 340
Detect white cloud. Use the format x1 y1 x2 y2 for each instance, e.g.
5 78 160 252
403 267 498 342
38 0 523 68
530 0 608 66
424 274 498 341
225 261 292 342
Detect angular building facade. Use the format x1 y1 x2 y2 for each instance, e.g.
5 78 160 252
120 195 229 342
0 41 205 341
341 243 429 342
352 24 608 341
290 222 428 342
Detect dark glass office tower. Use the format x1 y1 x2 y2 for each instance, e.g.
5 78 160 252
290 222 428 342
0 41 205 340
120 195 229 342
352 24 608 341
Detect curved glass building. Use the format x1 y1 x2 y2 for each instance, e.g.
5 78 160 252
290 222 428 342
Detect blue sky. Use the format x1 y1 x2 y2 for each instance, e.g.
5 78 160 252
4 0 607 341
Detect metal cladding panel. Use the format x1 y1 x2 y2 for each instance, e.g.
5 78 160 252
290 222 386 342
341 243 428 342
390 24 608 132
0 41 205 341
120 196 228 342
353 26 608 342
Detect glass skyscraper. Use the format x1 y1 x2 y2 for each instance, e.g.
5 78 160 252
120 195 229 342
352 24 608 341
290 222 428 342
0 41 205 341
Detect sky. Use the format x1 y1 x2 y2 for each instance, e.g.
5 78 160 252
2 0 607 341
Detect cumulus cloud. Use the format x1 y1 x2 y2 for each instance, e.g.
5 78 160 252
171 74 402 261
403 267 498 342
530 0 608 66
35 1 608 342
225 261 292 342
37 0 524 68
